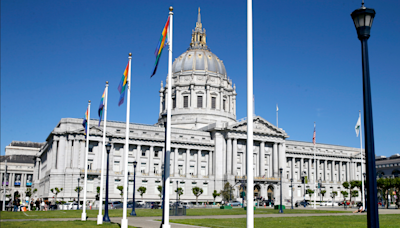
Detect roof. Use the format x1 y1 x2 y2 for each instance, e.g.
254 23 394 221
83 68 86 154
0 155 36 164
8 141 45 148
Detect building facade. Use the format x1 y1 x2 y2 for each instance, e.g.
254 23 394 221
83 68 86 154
1 141 44 208
32 10 366 205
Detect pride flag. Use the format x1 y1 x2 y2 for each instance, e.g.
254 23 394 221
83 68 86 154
82 108 88 136
118 62 130 106
98 89 105 126
151 17 170 78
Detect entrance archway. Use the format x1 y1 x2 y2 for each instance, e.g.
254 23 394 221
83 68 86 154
254 184 261 198
267 185 274 200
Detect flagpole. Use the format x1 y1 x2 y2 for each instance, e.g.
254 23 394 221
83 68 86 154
82 100 91 221
162 6 173 228
359 111 365 210
276 104 278 128
313 122 316 209
247 0 254 227
121 54 132 228
97 82 108 224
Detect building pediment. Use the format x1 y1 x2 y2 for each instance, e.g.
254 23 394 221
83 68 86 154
228 116 288 138
71 125 110 137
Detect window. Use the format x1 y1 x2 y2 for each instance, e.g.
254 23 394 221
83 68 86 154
179 181 185 192
201 152 206 160
203 182 208 195
141 162 146 173
114 179 121 194
190 152 194 160
179 152 183 159
211 97 216 109
155 180 161 192
88 159 94 170
237 167 241 175
197 96 203 108
154 163 159 174
178 165 183 174
201 166 206 175
155 151 159 157
89 143 94 153
183 96 189 108
173 98 176 108
190 165 195 175
223 99 226 111
141 150 146 157
113 161 120 172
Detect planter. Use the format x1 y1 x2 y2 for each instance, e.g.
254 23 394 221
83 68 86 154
274 205 285 210
244 206 256 211
220 206 232 209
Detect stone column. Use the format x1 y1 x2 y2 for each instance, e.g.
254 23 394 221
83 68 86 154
226 138 232 175
269 148 273 177
186 149 190 176
206 85 210 109
174 148 179 176
219 88 223 110
346 162 350 181
52 140 58 169
80 140 85 170
307 159 311 182
190 85 195 108
273 143 278 177
339 161 342 182
232 139 237 176
149 146 154 175
315 158 319 182
197 151 201 176
259 142 265 177
208 151 213 175
324 160 327 181
291 157 294 180
176 88 181 109
300 158 304 178
331 161 334 181
135 145 141 161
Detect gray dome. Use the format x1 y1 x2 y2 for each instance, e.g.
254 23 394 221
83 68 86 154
172 49 227 78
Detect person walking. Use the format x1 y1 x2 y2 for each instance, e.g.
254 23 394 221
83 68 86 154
35 199 40 211
40 199 45 211
30 199 34 211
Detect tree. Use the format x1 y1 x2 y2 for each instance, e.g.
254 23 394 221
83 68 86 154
393 177 400 209
117 186 124 202
157 185 163 202
212 190 220 204
138 186 147 200
331 191 338 203
95 186 101 201
219 182 233 202
320 190 326 202
175 187 183 200
50 187 63 204
75 186 83 194
306 189 314 201
351 190 359 199
192 186 203 205
25 188 37 210
342 181 355 207
341 190 348 200
377 177 395 209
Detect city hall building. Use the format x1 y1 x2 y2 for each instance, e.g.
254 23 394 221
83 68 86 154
31 10 366 205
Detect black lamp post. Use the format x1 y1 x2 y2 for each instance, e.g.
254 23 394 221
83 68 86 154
363 172 367 211
279 168 283 213
130 161 137 216
103 143 111 222
77 177 80 210
290 178 293 209
351 2 378 227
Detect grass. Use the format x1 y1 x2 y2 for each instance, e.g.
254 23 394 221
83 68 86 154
0 220 136 228
0 207 349 220
170 214 400 228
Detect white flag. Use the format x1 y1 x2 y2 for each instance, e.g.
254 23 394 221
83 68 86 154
355 116 361 137
276 104 279 112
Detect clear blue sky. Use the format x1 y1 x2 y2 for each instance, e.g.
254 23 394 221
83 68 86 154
1 0 399 156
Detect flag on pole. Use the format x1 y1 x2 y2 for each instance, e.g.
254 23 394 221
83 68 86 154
313 123 316 145
355 116 361 137
151 17 170 78
118 62 130 106
276 104 279 112
82 108 89 137
98 89 106 126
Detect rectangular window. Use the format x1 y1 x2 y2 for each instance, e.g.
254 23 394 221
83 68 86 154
203 182 208 195
141 150 146 157
201 166 206 175
88 159 94 170
173 98 176 108
179 152 183 159
190 165 195 175
223 99 226 111
211 97 216 109
141 162 146 173
154 151 159 157
114 179 121 194
183 96 189 108
113 161 120 172
197 96 203 108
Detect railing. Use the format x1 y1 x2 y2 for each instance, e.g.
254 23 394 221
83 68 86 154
235 176 280 181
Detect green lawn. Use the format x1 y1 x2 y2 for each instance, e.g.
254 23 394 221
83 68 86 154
0 207 349 220
0 220 136 228
171 214 400 228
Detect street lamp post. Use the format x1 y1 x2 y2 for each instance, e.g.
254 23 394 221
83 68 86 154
290 178 293 209
363 172 366 211
176 180 179 215
130 161 137 216
279 168 283 213
77 177 80 210
103 143 111 222
351 2 378 227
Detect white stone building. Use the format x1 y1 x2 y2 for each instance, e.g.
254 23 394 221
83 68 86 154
32 10 366 205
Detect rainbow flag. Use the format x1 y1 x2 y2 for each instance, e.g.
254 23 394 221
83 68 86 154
118 62 130 106
82 108 88 137
98 89 106 126
151 17 170 78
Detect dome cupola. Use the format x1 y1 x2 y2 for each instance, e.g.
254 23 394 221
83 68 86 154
158 8 237 130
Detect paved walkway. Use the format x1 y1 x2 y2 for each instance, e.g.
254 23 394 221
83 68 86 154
1 208 399 228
